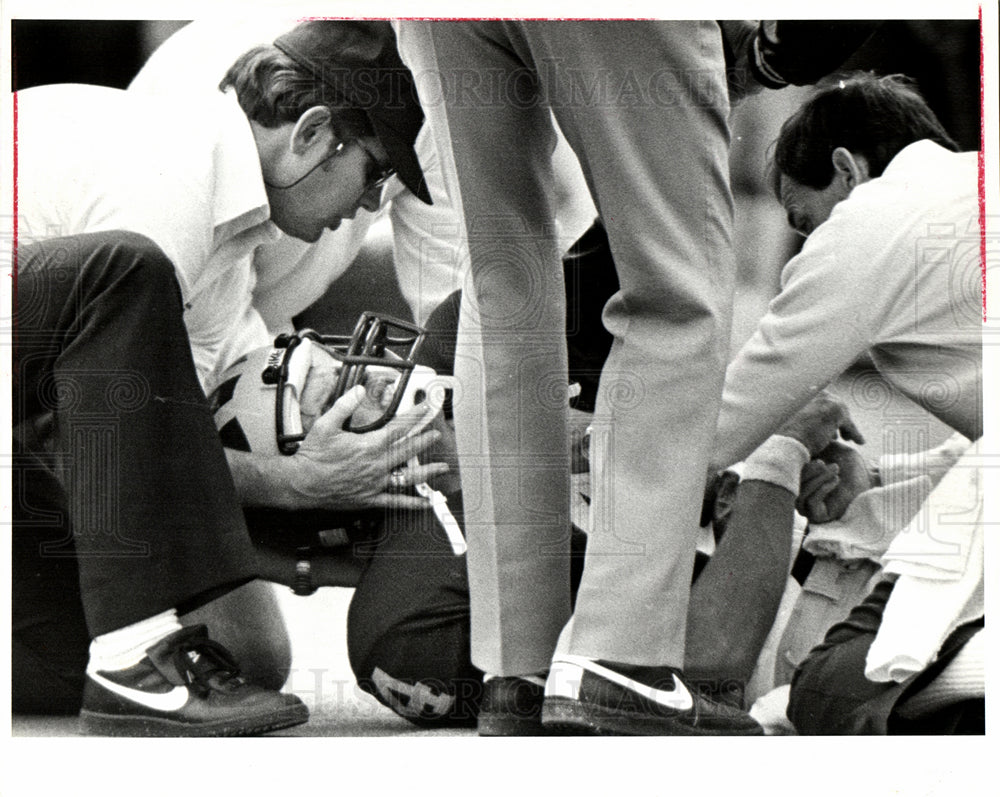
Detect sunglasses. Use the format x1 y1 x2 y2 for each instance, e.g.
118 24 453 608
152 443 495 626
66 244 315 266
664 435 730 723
355 138 396 194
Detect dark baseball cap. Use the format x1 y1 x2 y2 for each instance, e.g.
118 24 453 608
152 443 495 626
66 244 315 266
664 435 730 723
274 21 432 204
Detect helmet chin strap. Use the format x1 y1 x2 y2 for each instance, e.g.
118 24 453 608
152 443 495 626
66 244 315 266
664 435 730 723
394 373 465 556
279 338 315 439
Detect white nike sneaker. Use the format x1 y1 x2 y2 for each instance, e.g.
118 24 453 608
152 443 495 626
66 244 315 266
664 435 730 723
542 654 762 735
79 625 307 736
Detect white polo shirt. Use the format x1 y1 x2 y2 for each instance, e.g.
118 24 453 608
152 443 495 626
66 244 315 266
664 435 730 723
15 83 279 391
713 140 984 468
130 19 596 331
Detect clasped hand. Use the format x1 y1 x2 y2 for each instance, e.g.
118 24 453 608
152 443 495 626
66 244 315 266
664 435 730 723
287 383 450 510
775 392 873 523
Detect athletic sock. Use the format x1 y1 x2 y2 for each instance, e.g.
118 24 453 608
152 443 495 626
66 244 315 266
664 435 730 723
484 671 546 688
87 609 183 673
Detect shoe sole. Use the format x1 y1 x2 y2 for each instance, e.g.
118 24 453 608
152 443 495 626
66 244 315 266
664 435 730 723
542 696 763 736
78 703 309 737
478 709 568 736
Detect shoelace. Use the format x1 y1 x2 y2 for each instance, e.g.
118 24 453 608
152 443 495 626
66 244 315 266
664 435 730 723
171 637 246 697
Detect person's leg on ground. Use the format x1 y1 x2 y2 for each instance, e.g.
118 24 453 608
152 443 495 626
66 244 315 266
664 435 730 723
683 479 797 706
788 577 983 734
13 231 307 735
347 493 482 727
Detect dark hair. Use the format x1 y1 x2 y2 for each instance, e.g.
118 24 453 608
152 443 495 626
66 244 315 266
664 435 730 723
219 45 372 141
770 72 959 197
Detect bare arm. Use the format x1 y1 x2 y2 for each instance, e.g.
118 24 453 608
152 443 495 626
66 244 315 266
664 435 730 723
687 395 864 684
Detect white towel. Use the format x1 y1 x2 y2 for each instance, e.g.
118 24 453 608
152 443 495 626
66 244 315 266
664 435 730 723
803 435 970 563
865 442 984 682
881 439 981 579
803 475 932 562
878 432 970 490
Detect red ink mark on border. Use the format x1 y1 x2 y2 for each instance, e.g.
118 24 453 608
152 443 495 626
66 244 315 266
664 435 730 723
979 4 987 322
295 16 655 22
12 90 18 328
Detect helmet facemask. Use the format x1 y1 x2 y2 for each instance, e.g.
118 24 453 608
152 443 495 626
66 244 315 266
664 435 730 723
223 312 427 455
211 312 445 456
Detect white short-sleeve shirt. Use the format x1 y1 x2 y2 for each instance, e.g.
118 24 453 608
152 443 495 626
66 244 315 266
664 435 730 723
15 83 279 391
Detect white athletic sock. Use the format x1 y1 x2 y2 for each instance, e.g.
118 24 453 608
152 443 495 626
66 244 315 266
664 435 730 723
88 609 183 673
484 671 547 688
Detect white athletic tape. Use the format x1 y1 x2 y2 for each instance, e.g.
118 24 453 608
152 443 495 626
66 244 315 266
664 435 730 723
409 455 465 556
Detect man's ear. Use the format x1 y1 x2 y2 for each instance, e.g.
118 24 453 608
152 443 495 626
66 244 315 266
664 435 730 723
289 106 334 156
830 147 871 193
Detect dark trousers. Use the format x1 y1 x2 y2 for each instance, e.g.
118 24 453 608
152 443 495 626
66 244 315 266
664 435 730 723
12 231 258 712
788 577 984 734
347 494 482 725
251 492 587 727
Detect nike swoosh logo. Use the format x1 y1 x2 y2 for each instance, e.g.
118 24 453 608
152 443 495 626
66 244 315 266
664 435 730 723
89 670 190 712
555 655 694 711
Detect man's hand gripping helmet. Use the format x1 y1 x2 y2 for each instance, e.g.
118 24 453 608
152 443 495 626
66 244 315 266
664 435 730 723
209 312 438 455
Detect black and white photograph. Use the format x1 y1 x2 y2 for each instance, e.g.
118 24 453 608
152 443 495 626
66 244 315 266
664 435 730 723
2 2 997 794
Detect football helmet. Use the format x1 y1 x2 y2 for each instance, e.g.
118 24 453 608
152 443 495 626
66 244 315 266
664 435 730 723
209 312 440 455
